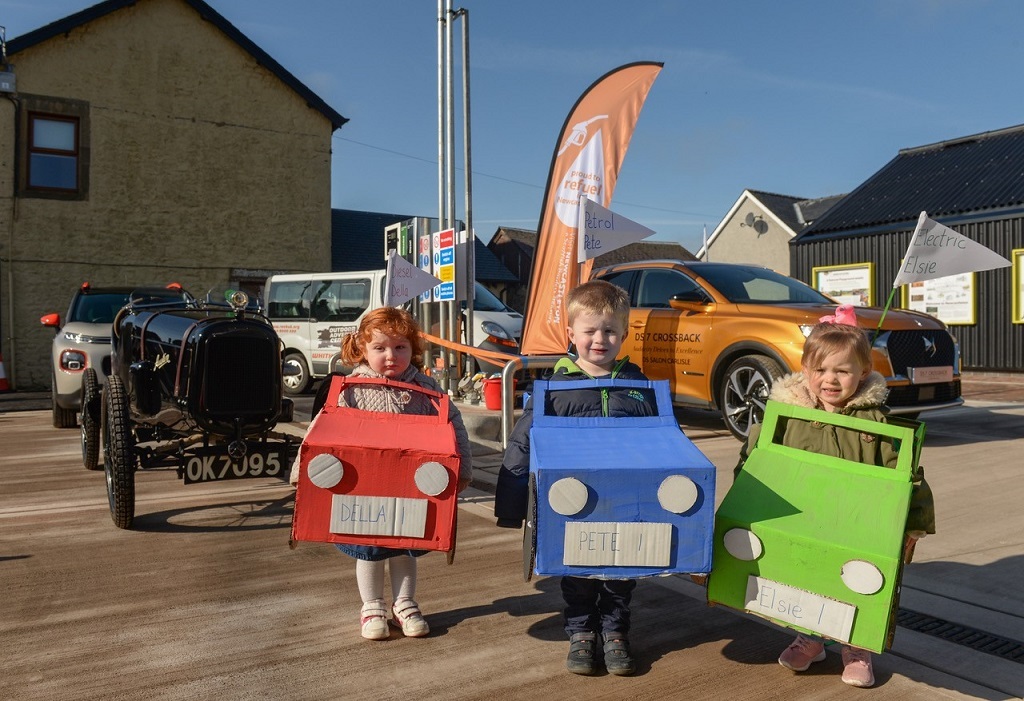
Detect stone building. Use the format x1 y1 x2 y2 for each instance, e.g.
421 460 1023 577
0 0 346 389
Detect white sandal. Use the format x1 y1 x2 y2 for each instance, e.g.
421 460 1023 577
391 599 429 637
360 600 389 640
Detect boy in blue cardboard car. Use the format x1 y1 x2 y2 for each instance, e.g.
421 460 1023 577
495 280 715 677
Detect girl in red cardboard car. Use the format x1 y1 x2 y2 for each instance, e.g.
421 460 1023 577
295 307 473 640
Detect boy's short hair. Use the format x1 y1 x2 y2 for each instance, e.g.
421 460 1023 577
566 279 630 328
802 322 871 370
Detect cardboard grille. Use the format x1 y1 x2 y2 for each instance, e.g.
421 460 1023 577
290 376 459 552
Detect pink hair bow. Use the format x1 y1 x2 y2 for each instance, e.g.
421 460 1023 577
819 304 858 326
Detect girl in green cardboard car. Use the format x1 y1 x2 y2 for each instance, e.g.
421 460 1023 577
735 305 936 688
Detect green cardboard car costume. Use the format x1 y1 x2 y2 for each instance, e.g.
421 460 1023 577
707 399 929 653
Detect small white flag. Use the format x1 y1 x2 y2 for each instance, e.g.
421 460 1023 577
384 251 443 307
892 211 1011 288
577 197 656 263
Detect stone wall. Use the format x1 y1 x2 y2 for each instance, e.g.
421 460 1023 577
0 0 335 388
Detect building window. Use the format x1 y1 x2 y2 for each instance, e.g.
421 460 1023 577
16 94 89 201
28 113 79 191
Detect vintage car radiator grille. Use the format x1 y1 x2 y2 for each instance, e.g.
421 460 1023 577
882 329 957 375
203 334 277 415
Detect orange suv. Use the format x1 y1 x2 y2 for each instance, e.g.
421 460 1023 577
592 260 962 439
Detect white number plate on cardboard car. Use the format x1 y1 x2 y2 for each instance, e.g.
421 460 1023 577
182 447 285 484
744 576 856 642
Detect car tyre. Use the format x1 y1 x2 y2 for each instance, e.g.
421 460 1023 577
719 355 785 441
103 374 136 529
51 374 78 429
80 368 101 471
282 352 310 395
523 474 538 582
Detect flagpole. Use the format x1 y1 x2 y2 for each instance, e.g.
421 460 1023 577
872 286 898 343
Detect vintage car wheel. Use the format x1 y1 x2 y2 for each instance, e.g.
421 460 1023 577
51 373 78 429
103 374 136 529
719 355 785 441
522 474 538 582
282 352 310 395
80 368 101 471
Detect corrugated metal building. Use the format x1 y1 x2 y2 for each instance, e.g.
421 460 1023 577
792 124 1024 372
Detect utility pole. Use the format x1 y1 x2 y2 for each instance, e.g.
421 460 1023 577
437 1 473 391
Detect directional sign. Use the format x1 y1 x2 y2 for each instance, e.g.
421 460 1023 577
433 228 456 301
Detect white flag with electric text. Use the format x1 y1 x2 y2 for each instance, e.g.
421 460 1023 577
893 211 1011 288
577 196 656 263
384 251 442 307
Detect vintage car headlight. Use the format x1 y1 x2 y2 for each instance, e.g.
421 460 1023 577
657 474 699 513
723 528 763 561
548 477 589 516
59 349 87 371
228 290 249 311
841 560 884 595
307 453 343 489
415 461 450 496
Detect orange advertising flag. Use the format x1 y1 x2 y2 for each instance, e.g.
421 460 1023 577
519 62 663 356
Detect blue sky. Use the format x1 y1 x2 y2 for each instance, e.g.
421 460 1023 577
3 0 1023 253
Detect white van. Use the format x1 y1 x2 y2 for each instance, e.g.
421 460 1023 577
265 270 522 394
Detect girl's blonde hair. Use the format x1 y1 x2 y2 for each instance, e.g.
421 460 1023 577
802 322 871 370
342 307 425 367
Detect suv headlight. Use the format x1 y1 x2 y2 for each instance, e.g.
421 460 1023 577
63 331 106 343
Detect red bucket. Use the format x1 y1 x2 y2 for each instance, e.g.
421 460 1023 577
482 378 515 410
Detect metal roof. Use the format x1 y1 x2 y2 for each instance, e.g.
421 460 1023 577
331 209 519 282
6 0 348 130
796 123 1024 240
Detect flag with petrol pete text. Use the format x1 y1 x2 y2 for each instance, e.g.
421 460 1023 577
892 211 1010 288
576 196 655 263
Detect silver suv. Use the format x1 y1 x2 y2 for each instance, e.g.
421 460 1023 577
40 283 187 429
41 284 134 428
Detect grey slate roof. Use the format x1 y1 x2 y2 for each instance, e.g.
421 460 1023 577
594 241 697 266
748 190 845 233
331 209 518 282
490 227 695 266
796 123 1024 240
749 190 806 233
7 0 348 130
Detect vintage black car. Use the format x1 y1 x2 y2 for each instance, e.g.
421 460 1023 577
83 286 300 529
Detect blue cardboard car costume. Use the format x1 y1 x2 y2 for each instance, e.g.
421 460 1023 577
525 378 716 580
706 401 925 653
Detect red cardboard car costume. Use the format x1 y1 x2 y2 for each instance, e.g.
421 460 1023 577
291 375 460 553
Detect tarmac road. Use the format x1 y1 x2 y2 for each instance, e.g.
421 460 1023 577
1 393 1022 700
